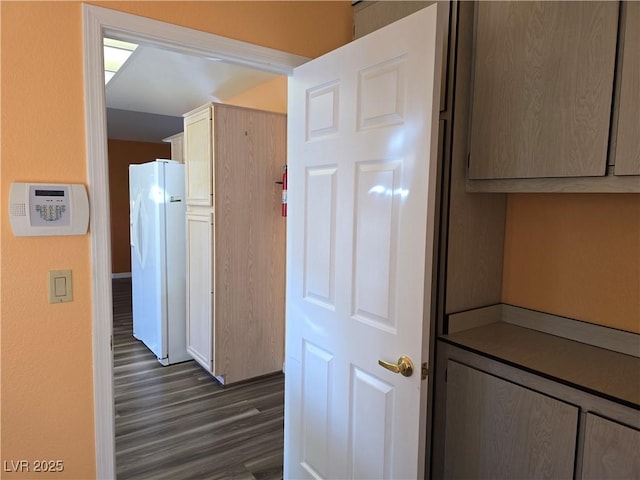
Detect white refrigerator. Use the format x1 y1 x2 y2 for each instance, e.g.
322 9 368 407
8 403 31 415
129 159 190 365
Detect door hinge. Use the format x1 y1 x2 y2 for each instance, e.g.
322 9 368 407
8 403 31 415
110 335 113 351
421 362 429 381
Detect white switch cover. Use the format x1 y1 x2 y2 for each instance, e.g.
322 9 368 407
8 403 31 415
49 269 72 303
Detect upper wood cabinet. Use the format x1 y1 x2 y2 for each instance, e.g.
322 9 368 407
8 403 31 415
614 2 640 176
162 132 184 164
184 105 213 206
468 1 619 180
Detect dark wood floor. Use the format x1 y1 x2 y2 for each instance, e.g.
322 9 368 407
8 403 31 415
113 278 284 480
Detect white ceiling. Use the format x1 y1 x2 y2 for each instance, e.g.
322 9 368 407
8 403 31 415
105 43 280 142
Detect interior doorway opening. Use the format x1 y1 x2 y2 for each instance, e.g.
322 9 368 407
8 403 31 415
83 5 306 477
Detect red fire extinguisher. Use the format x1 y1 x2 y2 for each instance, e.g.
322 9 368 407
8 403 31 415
281 165 288 217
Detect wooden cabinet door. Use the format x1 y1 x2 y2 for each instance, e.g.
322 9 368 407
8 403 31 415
185 211 214 373
444 360 579 479
582 413 640 479
469 2 618 179
614 2 640 176
184 106 213 206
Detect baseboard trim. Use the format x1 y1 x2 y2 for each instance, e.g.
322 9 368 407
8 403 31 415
112 272 132 279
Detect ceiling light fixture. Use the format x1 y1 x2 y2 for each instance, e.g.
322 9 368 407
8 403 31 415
104 38 138 84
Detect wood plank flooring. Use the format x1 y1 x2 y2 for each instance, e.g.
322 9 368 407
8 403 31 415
113 278 284 480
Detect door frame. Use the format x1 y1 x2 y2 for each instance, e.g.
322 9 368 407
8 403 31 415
82 5 307 477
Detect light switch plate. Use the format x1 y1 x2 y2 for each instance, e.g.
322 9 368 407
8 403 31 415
49 269 72 303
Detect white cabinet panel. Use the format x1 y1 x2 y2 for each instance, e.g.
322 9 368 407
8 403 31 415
184 106 213 206
185 211 213 372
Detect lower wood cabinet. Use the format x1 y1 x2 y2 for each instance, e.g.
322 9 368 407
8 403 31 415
433 339 640 480
444 360 578 479
582 413 640 479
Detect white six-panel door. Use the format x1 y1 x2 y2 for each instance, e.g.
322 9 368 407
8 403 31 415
284 4 446 479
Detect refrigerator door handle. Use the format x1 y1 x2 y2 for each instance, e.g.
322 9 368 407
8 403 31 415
131 192 144 267
130 197 138 248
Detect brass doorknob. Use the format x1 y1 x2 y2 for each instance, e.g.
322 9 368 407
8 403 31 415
378 355 414 377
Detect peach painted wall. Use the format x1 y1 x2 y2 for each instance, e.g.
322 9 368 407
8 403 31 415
503 194 640 333
225 76 288 113
0 2 352 478
1 3 96 479
92 1 352 59
108 140 171 275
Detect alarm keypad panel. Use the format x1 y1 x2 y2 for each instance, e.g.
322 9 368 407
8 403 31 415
30 186 71 226
9 182 89 236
